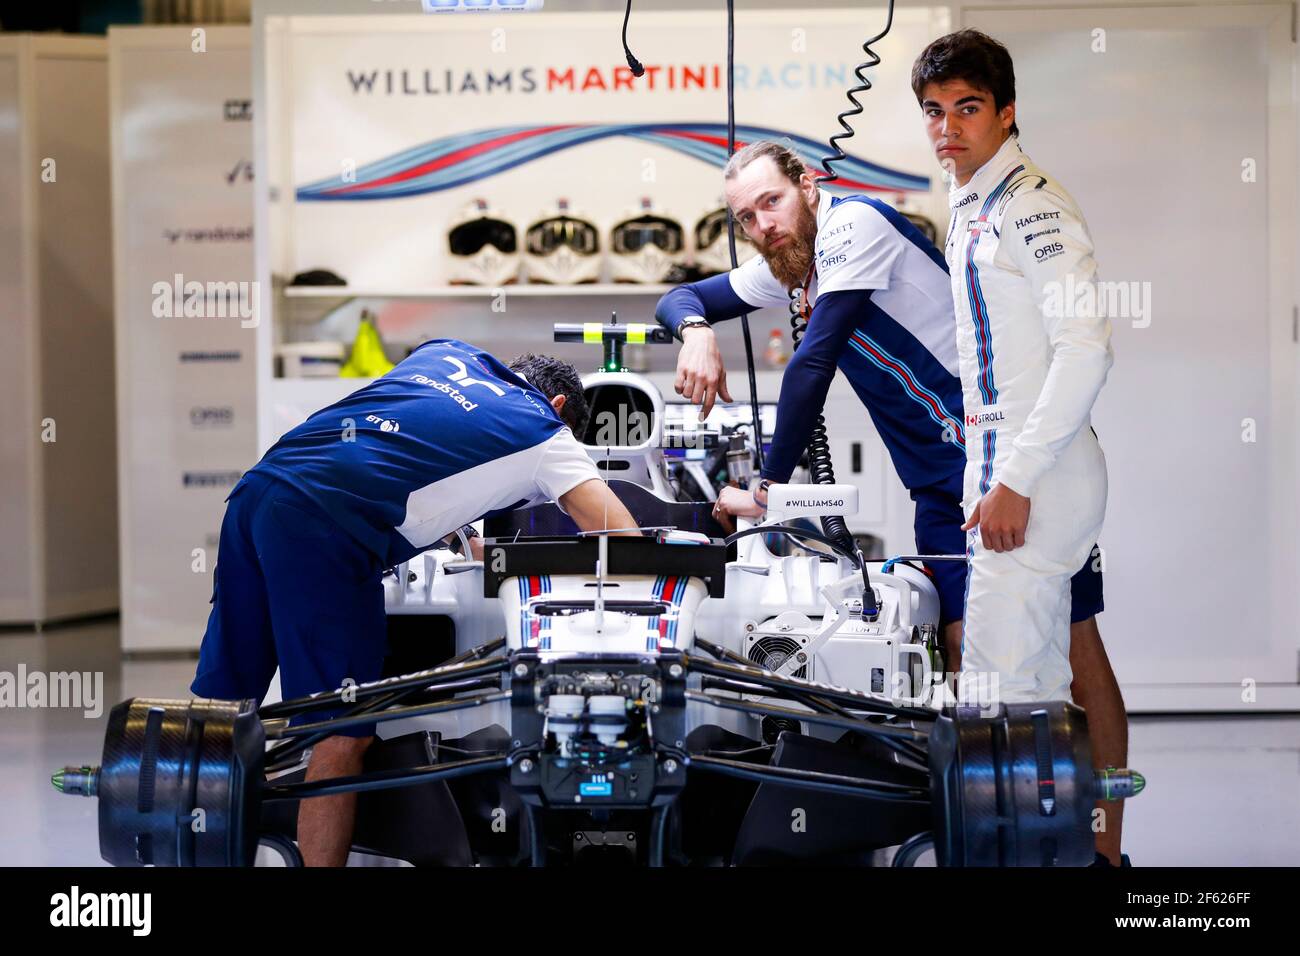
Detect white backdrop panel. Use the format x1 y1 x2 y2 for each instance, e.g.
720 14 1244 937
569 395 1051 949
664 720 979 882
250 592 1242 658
967 5 1298 690
112 28 258 651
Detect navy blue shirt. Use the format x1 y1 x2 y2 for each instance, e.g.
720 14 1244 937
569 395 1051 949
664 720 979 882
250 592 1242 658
252 339 599 565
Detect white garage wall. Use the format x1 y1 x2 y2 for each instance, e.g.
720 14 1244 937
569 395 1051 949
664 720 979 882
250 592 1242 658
961 3 1298 707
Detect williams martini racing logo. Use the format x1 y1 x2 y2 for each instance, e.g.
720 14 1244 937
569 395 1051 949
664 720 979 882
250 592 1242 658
297 123 929 201
345 59 859 97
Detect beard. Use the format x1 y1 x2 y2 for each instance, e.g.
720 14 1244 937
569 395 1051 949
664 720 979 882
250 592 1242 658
756 196 818 291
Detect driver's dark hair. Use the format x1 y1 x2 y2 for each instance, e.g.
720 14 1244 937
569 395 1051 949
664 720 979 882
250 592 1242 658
911 30 1019 138
509 353 589 438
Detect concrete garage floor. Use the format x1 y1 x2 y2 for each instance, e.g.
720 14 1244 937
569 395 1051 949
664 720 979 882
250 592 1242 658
2 618 1298 867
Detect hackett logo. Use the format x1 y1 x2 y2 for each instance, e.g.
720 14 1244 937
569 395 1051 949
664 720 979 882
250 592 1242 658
1014 211 1061 230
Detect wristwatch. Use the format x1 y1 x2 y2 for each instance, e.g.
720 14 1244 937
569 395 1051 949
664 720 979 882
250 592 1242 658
449 524 480 555
754 478 772 509
677 316 712 341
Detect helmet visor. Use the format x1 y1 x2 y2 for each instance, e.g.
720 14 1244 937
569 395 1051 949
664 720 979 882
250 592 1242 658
449 217 518 256
695 207 751 251
525 216 600 256
612 215 684 255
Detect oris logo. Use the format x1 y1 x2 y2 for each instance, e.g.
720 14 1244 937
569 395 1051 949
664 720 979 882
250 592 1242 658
819 253 847 269
1034 242 1065 260
365 414 400 432
190 406 234 427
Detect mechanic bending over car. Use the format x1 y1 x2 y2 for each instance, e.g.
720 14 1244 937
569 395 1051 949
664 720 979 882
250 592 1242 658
191 340 639 866
653 131 1125 865
913 30 1127 865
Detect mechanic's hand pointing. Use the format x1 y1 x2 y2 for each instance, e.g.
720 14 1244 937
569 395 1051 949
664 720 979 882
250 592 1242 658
675 324 733 421
962 482 1030 553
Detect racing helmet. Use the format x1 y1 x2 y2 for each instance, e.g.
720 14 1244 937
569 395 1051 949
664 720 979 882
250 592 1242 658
693 205 757 277
608 198 686 284
523 199 602 284
446 198 520 286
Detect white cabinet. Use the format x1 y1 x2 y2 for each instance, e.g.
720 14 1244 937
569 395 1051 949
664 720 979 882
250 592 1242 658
109 27 258 651
0 36 117 625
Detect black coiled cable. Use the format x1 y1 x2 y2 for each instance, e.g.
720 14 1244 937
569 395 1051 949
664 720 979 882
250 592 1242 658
817 0 896 190
785 287 851 553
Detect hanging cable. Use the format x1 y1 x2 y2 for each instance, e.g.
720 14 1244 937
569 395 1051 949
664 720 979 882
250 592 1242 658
785 0 897 584
817 1 896 188
763 2 897 609
725 0 765 473
622 0 645 77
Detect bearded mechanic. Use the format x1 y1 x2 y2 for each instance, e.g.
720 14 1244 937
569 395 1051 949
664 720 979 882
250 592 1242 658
654 138 1105 673
913 30 1128 865
191 340 638 866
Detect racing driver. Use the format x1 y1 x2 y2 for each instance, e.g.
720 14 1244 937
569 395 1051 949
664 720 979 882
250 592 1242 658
914 29 1127 865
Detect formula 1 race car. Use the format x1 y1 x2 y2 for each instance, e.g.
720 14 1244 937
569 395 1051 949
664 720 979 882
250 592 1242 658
54 322 1143 867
